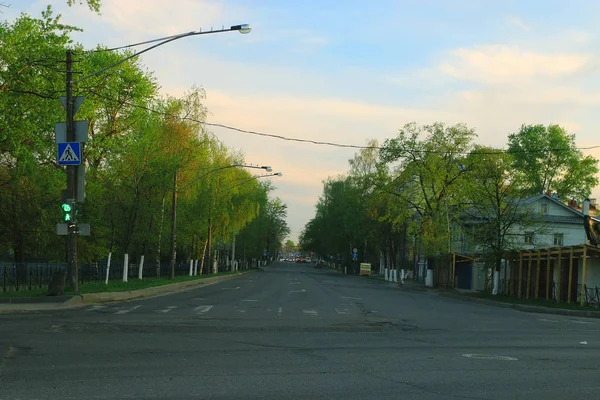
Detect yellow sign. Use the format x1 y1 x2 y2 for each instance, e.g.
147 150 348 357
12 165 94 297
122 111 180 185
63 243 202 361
359 263 371 276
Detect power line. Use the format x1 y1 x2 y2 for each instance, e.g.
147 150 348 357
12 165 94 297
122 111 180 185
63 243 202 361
83 91 600 156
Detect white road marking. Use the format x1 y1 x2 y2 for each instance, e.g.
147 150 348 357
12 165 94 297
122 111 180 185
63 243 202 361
157 306 177 313
194 305 213 314
290 289 306 293
221 287 240 290
86 305 106 312
278 307 283 315
114 305 141 315
193 297 207 301
303 309 318 316
572 320 594 325
342 296 362 300
242 299 258 302
289 282 301 285
236 309 246 313
335 308 349 314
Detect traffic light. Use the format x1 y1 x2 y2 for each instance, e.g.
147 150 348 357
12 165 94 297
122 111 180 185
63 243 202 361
61 202 73 222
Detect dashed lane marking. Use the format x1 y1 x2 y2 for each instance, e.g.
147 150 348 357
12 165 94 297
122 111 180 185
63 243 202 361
157 306 177 313
194 305 213 314
114 305 141 315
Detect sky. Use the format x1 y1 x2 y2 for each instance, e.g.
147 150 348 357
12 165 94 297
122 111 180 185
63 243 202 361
6 0 600 242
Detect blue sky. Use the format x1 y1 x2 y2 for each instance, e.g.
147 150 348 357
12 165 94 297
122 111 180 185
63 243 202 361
6 0 600 241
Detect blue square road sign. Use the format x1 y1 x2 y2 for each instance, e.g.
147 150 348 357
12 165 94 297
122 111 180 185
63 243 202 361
57 142 81 166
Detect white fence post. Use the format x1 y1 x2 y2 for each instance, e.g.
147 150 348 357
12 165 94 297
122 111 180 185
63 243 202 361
138 255 145 280
105 252 112 285
123 253 129 283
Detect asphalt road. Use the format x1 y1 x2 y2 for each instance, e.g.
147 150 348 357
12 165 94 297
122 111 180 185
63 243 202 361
1 262 599 400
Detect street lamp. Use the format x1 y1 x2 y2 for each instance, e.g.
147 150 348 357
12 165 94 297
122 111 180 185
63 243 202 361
59 24 251 291
169 163 272 279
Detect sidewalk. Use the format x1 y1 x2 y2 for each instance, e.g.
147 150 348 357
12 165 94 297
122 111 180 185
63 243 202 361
355 274 600 319
395 279 600 319
0 271 252 313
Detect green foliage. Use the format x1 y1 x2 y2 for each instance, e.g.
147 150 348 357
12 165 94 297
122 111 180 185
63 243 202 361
507 124 599 199
0 7 289 268
66 0 101 13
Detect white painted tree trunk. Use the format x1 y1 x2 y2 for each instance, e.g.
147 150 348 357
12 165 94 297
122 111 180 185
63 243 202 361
392 269 397 283
189 259 194 276
105 252 112 285
122 253 129 283
138 255 144 280
194 259 198 276
492 271 500 295
400 268 405 284
384 268 389 281
425 269 434 287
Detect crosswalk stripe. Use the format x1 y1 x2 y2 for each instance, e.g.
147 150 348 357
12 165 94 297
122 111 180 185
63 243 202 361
194 305 213 314
303 309 318 316
157 306 177 313
114 305 141 315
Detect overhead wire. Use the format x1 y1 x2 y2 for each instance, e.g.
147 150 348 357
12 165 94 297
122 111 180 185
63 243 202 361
80 90 600 156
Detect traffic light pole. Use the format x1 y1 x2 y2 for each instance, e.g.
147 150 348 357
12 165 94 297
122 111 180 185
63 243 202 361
65 50 79 292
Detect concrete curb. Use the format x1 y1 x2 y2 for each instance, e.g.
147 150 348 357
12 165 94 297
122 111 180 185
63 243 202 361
0 271 253 313
437 291 600 319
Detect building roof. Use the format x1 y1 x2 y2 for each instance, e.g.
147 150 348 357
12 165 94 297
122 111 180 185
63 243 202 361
522 193 600 222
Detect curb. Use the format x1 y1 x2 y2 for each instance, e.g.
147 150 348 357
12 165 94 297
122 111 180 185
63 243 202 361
437 291 600 319
0 271 252 312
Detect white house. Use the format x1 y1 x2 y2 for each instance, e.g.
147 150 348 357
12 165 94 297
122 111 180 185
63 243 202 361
451 194 600 306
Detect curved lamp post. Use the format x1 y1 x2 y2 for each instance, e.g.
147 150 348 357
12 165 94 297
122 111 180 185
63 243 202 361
61 24 251 290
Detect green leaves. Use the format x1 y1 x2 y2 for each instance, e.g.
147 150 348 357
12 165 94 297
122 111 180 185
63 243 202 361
508 124 599 199
0 6 289 266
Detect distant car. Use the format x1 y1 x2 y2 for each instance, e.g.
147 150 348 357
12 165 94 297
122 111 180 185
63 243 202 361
305 257 311 263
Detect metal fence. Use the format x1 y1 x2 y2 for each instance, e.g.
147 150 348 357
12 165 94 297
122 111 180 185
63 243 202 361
1 260 211 294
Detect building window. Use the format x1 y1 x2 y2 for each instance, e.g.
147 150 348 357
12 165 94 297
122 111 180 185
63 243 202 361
554 233 564 246
524 232 534 244
540 203 549 215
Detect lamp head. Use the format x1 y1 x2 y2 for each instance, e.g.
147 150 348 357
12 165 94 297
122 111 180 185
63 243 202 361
231 24 252 34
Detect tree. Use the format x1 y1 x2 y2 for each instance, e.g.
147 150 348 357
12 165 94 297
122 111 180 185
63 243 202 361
66 0 101 13
507 124 599 200
458 147 540 272
380 122 476 257
284 239 295 248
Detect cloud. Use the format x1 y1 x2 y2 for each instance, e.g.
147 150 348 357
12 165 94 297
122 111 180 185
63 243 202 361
507 16 530 32
439 45 593 84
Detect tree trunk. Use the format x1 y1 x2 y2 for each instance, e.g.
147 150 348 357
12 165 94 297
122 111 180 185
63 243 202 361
199 239 208 275
156 193 166 278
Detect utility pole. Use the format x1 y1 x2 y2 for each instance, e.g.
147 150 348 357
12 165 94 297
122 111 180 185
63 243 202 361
65 50 79 292
169 169 178 279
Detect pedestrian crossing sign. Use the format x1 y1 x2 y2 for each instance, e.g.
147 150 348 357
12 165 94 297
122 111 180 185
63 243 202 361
57 142 81 166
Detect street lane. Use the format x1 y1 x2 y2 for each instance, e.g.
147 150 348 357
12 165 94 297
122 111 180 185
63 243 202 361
1 262 599 399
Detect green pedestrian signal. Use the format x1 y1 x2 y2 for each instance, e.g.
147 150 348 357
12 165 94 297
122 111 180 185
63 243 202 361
61 203 72 222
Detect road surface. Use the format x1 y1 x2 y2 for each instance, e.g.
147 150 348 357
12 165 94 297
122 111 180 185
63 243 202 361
1 262 599 399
